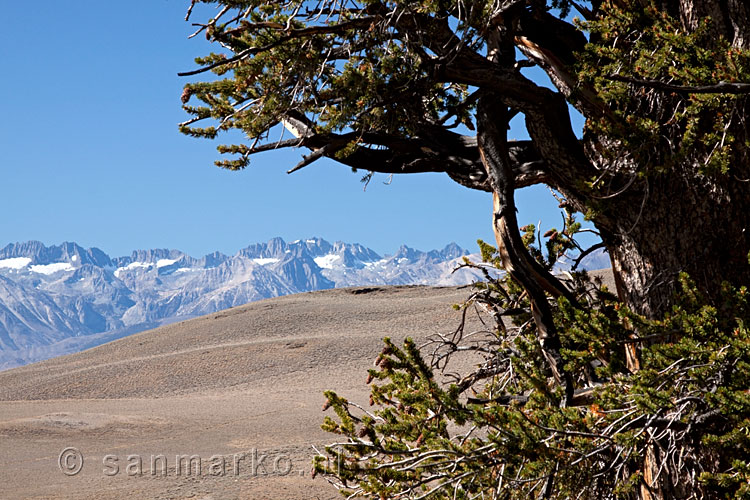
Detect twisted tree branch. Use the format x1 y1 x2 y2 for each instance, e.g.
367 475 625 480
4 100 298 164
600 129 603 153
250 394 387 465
608 74 750 94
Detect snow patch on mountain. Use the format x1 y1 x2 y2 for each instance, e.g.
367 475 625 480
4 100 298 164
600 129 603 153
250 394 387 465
30 262 75 275
0 257 31 270
114 262 151 277
252 258 280 266
313 254 341 269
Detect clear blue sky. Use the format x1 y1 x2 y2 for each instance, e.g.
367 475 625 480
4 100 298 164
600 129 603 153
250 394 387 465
0 1 586 258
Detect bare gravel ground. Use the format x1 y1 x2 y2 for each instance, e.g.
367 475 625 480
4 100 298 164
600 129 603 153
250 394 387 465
0 270 614 500
0 285 480 500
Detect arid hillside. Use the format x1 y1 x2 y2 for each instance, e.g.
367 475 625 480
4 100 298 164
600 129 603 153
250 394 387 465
0 270 614 499
0 285 481 499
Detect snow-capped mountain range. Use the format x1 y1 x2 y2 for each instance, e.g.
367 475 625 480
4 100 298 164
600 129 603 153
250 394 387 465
0 237 497 369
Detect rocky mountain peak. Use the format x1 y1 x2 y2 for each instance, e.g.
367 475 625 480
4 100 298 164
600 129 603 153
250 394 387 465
0 237 605 370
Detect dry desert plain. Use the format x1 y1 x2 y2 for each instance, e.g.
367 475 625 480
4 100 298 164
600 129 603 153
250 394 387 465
0 271 614 499
0 284 488 499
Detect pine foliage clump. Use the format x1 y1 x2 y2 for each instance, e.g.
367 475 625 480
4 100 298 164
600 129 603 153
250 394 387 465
314 233 750 499
175 2 750 496
577 2 750 177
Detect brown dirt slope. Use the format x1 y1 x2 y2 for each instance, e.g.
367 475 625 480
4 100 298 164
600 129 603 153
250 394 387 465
0 270 614 500
0 285 477 499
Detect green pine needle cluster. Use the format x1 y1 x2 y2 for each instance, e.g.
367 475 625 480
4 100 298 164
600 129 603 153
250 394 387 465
179 0 477 170
577 2 750 177
315 236 750 498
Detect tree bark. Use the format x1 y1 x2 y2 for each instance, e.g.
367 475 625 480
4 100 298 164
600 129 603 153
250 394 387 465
578 0 750 320
523 0 750 320
477 95 575 404
596 171 750 319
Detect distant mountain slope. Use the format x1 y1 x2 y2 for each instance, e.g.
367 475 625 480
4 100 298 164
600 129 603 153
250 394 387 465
0 237 609 369
0 238 489 369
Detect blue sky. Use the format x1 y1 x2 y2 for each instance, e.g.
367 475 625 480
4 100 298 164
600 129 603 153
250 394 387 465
0 1 586 258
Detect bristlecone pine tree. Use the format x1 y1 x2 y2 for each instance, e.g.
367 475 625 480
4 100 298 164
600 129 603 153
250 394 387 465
180 1 750 498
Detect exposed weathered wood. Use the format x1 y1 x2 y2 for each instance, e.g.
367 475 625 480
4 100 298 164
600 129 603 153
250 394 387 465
280 111 549 191
475 16 576 400
479 107 574 405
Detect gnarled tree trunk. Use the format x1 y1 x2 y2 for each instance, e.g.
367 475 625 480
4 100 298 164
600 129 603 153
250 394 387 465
181 0 750 495
598 171 750 319
477 2 750 497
